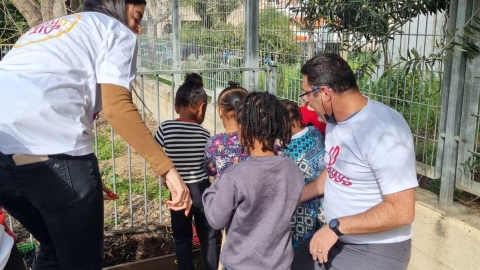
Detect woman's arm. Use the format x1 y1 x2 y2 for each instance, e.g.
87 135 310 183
101 84 191 213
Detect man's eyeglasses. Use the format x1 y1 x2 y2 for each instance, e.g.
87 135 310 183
299 86 322 99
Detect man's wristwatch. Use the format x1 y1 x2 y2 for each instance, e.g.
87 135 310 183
329 218 344 236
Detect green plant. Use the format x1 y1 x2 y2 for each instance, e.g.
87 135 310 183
161 186 171 202
0 0 28 43
94 132 126 161
460 151 480 177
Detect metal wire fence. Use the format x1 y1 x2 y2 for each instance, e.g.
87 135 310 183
3 0 480 240
95 67 276 233
0 43 13 60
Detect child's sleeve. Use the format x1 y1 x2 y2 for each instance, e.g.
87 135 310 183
202 173 239 230
204 137 217 177
154 124 165 147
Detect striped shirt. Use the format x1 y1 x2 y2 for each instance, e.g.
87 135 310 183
154 120 210 184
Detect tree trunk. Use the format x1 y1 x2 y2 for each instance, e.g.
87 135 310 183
11 0 67 27
10 0 42 27
40 0 54 22
53 0 67 18
69 0 80 14
41 0 66 22
307 31 314 59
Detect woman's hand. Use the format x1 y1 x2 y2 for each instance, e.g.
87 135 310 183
163 167 192 216
102 182 119 200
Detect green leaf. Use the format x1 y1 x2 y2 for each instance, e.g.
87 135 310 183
411 48 421 59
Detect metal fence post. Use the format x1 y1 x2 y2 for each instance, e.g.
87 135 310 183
268 66 277 96
244 0 259 91
455 0 480 195
136 40 142 70
171 0 181 88
439 0 470 206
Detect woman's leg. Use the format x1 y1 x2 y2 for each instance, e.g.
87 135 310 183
4 246 26 270
0 153 104 270
193 181 218 270
0 194 60 270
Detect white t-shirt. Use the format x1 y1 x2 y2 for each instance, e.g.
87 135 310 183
0 12 137 156
0 224 14 270
324 97 418 244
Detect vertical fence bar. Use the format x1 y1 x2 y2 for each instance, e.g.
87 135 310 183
128 145 133 227
439 0 469 206
172 0 181 88
455 0 480 193
110 126 118 229
171 74 175 119
244 0 259 90
139 76 149 227
268 66 277 96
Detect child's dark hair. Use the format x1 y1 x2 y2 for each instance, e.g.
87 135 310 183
237 92 292 153
218 81 248 117
175 73 207 108
280 99 305 128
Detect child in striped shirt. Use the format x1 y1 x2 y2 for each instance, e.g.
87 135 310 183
154 73 217 270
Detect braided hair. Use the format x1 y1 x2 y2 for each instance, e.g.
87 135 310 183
237 92 292 154
218 81 248 118
175 73 207 108
280 99 305 128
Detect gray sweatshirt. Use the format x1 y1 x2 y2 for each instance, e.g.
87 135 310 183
203 155 304 270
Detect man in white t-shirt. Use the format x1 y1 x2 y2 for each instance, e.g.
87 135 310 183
291 53 418 270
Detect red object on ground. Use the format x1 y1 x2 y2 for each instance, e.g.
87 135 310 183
300 106 326 137
192 224 201 247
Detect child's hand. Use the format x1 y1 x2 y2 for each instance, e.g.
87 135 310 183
102 182 119 200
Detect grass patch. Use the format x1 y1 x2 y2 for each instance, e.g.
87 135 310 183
101 166 170 204
94 132 126 161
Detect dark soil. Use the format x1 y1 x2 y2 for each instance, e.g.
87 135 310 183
102 229 176 267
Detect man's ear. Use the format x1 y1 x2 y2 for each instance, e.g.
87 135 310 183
174 105 180 114
321 86 333 101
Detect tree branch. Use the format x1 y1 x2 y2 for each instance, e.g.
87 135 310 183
10 0 42 27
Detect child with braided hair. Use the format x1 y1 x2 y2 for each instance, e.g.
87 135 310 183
203 91 304 270
204 81 249 181
280 99 327 250
204 81 249 270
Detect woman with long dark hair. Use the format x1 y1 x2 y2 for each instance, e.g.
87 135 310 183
0 1 191 269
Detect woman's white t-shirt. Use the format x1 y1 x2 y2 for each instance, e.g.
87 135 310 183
0 12 137 156
0 224 14 270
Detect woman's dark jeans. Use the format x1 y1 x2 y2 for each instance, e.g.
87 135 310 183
0 152 104 270
5 246 27 270
171 180 218 270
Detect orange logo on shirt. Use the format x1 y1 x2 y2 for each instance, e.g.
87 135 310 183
14 15 81 48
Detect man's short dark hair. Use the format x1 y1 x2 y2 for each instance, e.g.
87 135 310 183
300 53 358 94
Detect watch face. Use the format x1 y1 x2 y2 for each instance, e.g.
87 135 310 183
329 219 339 228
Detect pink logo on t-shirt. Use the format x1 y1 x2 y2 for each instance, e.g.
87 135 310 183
327 146 352 187
328 146 340 165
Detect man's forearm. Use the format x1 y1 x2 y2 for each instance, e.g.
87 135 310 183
300 170 326 202
338 188 416 235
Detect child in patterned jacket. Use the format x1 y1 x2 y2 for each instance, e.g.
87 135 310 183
204 82 249 180
281 99 327 249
